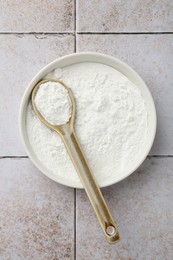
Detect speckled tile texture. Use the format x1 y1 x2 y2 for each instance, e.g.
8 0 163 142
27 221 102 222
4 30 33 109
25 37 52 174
0 34 74 155
0 1 173 259
0 158 74 259
76 158 173 259
77 0 173 32
77 34 173 155
0 0 74 32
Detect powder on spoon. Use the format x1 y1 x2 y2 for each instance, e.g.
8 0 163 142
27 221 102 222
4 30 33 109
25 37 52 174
26 62 148 186
34 81 71 125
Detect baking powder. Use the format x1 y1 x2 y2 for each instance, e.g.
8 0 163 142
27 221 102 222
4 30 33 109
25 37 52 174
26 62 148 186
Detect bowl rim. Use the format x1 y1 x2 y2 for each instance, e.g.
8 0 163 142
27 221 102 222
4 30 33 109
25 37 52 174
19 52 157 189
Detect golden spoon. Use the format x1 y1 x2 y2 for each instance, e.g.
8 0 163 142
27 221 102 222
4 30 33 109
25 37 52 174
32 79 120 244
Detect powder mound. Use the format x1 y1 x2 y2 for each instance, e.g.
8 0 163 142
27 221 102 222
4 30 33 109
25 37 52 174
27 62 148 186
34 81 71 125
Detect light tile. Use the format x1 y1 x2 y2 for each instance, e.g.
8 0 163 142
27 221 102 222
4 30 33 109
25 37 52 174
0 0 74 32
76 158 173 259
0 158 74 259
77 0 173 32
77 34 173 155
0 34 74 155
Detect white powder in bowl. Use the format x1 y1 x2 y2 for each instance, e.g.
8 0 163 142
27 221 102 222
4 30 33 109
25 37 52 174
26 62 148 186
34 81 71 125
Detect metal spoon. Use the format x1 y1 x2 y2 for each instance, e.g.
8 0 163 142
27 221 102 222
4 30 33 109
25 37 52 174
32 79 120 244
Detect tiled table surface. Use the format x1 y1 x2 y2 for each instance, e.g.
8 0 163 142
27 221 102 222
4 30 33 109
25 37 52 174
0 1 173 259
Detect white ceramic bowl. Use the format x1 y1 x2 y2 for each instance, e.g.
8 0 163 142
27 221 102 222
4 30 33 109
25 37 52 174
19 52 157 188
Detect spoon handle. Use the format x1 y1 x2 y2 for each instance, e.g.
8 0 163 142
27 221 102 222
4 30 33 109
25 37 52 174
61 125 120 244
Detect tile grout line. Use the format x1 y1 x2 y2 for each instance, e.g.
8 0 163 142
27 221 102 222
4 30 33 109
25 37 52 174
0 156 29 159
77 31 173 35
147 155 173 158
74 188 76 260
74 0 77 52
0 32 172 36
0 32 75 35
74 0 77 259
1 155 173 159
